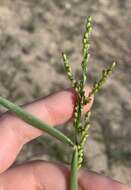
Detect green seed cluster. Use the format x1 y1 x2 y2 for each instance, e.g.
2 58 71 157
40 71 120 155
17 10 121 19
92 62 116 93
81 16 92 91
62 16 92 169
77 111 91 168
82 16 92 71
62 52 77 89
87 61 116 102
62 16 116 170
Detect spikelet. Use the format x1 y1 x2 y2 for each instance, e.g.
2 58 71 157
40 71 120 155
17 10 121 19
81 16 92 87
86 62 116 102
62 52 78 90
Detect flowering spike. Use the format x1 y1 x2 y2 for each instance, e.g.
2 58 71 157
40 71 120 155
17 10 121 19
91 62 116 96
62 52 77 88
82 16 92 59
62 17 116 189
81 16 92 91
85 62 117 104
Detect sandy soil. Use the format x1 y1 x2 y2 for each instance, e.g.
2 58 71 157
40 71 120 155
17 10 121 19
0 0 131 187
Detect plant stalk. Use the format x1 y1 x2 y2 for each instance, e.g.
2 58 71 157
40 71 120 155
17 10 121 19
70 146 78 190
0 96 74 147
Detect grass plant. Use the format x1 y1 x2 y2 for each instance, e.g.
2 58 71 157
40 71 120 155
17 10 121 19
0 16 116 190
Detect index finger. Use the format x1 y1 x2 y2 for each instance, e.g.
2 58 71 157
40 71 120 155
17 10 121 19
0 87 93 174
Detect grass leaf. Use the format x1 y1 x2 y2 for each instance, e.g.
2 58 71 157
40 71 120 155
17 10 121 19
0 96 74 147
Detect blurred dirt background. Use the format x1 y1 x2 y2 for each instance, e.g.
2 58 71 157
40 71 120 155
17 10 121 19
0 0 131 187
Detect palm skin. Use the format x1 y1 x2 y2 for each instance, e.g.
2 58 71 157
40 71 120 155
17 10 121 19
0 87 130 190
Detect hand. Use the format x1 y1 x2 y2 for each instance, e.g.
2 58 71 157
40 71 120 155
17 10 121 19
0 87 130 190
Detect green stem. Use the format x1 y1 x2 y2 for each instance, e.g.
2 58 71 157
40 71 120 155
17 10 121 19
0 96 74 147
70 146 78 190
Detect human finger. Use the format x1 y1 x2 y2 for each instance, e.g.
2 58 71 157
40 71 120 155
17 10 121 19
0 87 93 174
0 161 130 190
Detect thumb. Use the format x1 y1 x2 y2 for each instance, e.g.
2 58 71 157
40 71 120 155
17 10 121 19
0 161 130 190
